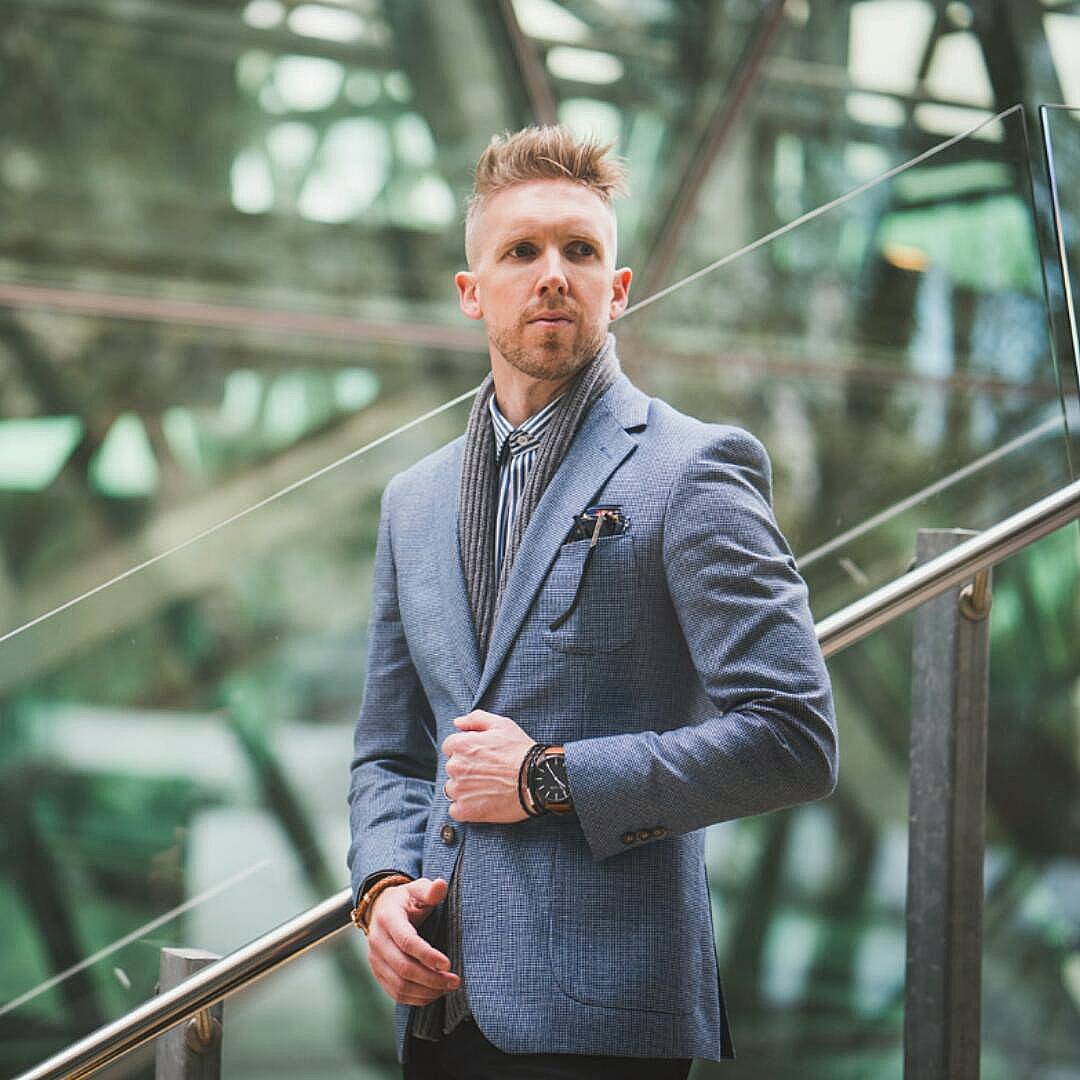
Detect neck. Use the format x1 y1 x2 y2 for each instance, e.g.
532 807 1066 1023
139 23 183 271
489 358 577 428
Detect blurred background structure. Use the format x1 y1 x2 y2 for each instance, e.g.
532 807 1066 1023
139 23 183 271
1 1 1078 1077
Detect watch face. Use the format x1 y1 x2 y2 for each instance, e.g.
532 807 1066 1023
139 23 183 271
534 755 570 807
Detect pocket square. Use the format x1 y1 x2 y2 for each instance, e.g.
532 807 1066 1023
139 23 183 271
568 504 630 544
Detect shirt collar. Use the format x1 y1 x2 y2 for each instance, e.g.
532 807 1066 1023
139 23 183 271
489 391 565 461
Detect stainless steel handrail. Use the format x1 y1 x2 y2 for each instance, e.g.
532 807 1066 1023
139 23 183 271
817 474 1080 655
15 475 1080 1080
15 892 354 1080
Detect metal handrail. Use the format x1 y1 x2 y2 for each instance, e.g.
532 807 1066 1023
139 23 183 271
15 474 1080 1080
16 892 355 1080
817 474 1080 655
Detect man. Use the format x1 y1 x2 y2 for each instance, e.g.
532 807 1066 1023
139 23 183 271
347 126 837 1079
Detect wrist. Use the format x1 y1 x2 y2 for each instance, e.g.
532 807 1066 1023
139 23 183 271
351 873 412 934
518 743 546 817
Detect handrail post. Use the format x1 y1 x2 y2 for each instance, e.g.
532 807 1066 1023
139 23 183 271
904 529 991 1080
155 949 223 1080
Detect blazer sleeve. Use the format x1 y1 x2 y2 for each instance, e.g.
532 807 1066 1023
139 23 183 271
563 427 838 862
346 478 438 903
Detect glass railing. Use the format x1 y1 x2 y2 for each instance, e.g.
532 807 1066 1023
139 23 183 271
22 474 1080 1080
8 107 1080 1080
0 403 472 1073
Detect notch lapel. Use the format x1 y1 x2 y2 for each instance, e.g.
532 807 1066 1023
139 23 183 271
438 438 483 704
472 401 638 707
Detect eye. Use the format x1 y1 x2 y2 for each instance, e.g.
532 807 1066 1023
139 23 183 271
508 242 536 259
568 241 597 258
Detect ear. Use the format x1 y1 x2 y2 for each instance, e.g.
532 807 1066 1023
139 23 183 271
455 270 483 321
609 267 633 321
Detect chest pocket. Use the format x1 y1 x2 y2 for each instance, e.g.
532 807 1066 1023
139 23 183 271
538 532 637 653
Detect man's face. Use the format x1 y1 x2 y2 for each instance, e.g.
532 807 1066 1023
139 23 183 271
455 179 632 382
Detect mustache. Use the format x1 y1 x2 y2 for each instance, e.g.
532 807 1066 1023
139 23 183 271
524 302 576 321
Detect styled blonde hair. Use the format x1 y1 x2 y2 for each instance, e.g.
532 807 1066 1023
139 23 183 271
465 125 628 265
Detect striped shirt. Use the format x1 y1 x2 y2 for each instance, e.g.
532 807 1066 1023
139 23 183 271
489 389 565 586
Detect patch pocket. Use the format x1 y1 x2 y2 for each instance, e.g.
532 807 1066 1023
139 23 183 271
549 831 696 1014
540 532 637 653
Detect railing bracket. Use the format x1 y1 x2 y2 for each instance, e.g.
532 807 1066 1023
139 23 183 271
958 570 993 621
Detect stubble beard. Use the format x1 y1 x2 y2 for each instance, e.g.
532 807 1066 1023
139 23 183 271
490 318 607 383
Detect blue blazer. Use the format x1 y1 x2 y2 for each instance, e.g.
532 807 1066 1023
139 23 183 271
347 370 838 1064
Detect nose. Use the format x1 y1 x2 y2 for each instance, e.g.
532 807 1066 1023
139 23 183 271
535 249 568 298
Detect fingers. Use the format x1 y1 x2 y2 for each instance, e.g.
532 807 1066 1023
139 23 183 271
368 949 459 1006
374 934 459 993
442 711 504 755
390 920 453 980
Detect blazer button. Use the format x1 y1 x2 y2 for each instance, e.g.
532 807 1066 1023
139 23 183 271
636 829 651 843
440 824 457 845
621 832 635 845
652 826 667 838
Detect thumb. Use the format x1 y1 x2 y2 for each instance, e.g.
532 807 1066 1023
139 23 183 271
408 876 449 909
454 711 495 731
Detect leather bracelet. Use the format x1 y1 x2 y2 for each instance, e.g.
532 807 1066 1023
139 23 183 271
351 873 412 935
518 743 547 816
518 743 549 817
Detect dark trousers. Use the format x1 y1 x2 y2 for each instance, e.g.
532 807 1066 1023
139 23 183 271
403 1018 694 1080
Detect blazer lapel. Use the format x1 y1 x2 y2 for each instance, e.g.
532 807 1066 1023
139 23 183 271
438 438 484 703
472 389 642 707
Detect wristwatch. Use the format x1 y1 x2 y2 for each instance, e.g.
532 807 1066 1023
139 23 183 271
528 745 573 814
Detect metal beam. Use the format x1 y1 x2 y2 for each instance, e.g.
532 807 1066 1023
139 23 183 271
0 281 486 353
491 0 558 126
637 0 787 298
9 0 389 69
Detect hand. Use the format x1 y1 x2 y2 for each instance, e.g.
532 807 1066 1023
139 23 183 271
365 877 460 1006
442 710 534 823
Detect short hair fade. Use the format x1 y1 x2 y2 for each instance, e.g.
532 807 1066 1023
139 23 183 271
464 125 628 264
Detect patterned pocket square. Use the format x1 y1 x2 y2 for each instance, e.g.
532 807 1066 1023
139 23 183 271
567 504 629 544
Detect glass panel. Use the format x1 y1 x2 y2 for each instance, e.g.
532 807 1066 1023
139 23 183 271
1042 104 1080 453
214 930 395 1079
619 104 1072 621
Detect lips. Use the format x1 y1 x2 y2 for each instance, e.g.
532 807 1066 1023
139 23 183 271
528 312 573 326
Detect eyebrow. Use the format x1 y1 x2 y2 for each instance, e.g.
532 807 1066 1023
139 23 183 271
499 219 607 246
